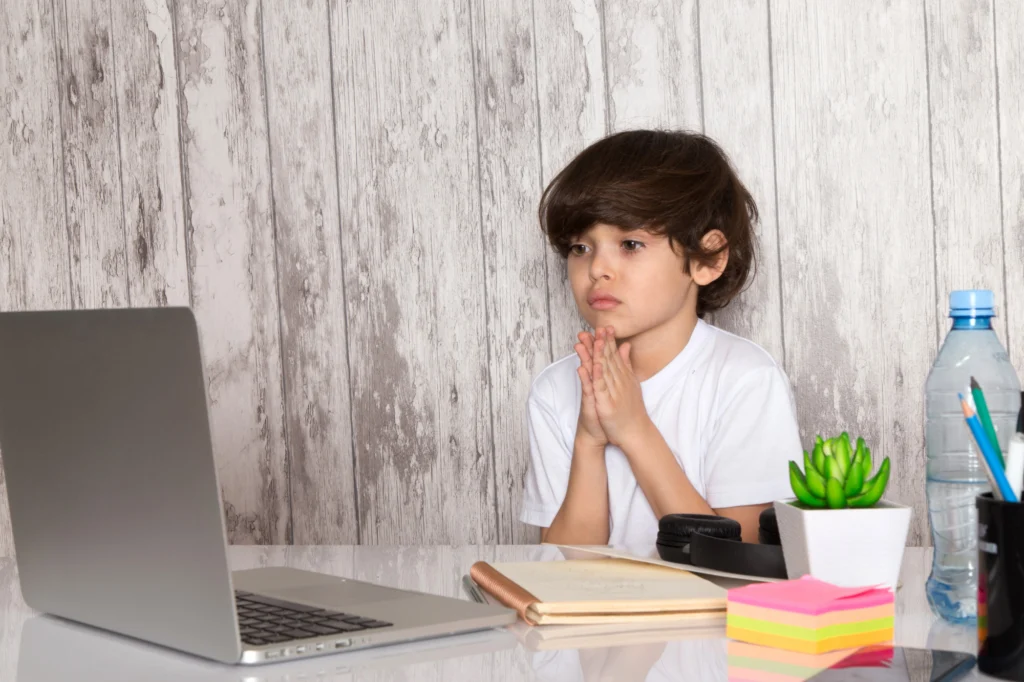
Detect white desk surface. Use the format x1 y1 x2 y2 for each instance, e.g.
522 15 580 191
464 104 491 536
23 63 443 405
0 545 996 681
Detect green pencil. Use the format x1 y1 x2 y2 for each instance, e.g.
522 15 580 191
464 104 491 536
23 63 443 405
971 377 1005 469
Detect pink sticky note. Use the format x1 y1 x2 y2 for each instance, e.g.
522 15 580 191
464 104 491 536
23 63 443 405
727 575 893 615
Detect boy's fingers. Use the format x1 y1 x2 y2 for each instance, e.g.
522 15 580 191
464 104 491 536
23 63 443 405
619 342 633 372
577 365 593 395
574 342 593 370
600 333 620 387
597 354 620 399
592 358 606 390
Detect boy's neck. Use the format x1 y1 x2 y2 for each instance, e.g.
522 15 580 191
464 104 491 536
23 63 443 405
623 310 701 383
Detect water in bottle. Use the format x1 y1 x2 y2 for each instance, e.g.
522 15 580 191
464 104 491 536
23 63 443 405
925 290 1021 624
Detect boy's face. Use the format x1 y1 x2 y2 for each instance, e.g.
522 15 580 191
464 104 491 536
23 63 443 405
566 223 697 341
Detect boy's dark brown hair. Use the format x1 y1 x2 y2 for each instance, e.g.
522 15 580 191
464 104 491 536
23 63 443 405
538 129 758 317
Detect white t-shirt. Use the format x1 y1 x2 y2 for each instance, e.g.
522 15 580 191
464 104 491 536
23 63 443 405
519 319 801 547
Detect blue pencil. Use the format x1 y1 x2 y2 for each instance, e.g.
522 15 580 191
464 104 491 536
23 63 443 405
960 393 1018 503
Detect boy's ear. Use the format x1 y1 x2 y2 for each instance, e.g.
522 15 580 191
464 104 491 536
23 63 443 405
689 229 729 286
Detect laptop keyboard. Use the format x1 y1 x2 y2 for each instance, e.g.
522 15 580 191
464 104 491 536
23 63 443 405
235 591 393 646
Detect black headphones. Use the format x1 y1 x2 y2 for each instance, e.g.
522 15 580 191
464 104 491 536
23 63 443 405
655 507 788 580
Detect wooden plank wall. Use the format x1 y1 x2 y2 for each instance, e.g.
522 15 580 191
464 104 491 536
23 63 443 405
1 0 1022 550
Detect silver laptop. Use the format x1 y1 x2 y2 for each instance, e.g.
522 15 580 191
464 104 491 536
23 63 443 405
0 307 515 665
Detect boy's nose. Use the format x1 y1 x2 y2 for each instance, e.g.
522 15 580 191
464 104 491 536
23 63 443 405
588 249 614 281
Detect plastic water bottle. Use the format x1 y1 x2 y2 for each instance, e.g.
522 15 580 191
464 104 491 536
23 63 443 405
925 290 1021 624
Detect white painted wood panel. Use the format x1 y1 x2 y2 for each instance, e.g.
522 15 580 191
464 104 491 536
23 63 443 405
699 0 785 367
771 0 935 544
995 0 1024 382
54 0 128 309
261 0 358 544
468 0 550 543
175 0 290 543
109 0 189 307
603 0 702 132
926 0 1008 344
330 0 496 544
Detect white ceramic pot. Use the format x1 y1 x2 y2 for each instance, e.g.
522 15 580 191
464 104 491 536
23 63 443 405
773 498 913 590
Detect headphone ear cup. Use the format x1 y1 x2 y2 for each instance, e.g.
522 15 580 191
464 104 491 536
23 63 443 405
758 506 781 546
656 512 788 579
656 513 743 568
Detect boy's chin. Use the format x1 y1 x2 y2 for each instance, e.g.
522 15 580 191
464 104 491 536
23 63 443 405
584 317 636 341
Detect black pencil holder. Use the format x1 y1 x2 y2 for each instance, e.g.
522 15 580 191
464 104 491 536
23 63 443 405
977 492 1024 681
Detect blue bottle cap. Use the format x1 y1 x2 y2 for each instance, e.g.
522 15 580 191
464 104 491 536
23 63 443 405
949 289 995 317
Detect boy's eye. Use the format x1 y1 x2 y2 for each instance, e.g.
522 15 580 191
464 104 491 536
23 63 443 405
568 244 589 256
622 240 644 252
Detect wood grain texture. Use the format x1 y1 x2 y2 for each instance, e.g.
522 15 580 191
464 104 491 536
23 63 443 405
261 0 358 544
603 0 702 132
330 0 496 544
925 0 1008 344
175 0 289 543
0 0 71 558
698 0 784 367
533 0 606 358
54 0 128 308
772 0 935 544
109 0 189 307
469 0 549 544
995 0 1024 381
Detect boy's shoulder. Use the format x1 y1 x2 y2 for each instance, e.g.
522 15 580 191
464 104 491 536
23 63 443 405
702 323 791 402
703 323 782 375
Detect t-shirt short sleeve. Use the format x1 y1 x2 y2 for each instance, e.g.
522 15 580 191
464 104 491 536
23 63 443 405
703 364 802 509
519 389 573 529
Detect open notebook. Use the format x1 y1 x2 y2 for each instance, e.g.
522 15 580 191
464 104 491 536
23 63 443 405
468 558 728 626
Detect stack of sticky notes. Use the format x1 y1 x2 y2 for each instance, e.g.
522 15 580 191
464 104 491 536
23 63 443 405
728 640 894 682
726 575 894 654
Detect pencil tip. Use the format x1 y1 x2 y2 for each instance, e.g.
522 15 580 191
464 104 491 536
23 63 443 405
970 377 980 390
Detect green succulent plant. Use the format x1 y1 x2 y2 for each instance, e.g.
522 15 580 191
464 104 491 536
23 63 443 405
788 433 891 509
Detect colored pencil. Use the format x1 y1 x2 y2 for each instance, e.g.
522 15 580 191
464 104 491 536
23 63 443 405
1005 434 1024 502
960 394 1017 503
971 377 1005 469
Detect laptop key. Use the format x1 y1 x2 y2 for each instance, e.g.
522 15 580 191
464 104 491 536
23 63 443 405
282 629 315 639
242 637 266 645
303 624 343 636
363 621 392 628
321 620 365 632
263 634 290 643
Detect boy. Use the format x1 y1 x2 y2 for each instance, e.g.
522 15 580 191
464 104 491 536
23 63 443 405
520 129 801 547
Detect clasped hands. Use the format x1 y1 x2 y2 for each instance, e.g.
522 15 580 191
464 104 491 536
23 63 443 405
574 326 652 450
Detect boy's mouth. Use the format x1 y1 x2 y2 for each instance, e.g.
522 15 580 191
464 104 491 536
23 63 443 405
587 292 621 310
